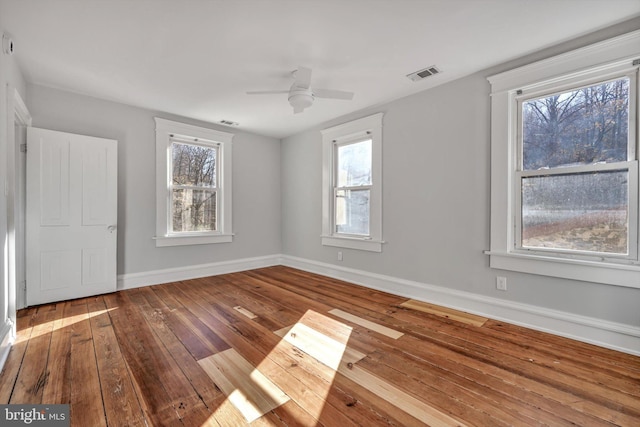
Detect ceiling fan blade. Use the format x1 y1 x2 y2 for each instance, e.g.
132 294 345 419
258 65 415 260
294 66 312 89
246 90 289 95
313 88 354 100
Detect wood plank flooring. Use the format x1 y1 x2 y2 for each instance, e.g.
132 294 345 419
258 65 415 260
1 266 639 426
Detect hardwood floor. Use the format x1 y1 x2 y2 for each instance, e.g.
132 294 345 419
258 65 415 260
1 266 639 426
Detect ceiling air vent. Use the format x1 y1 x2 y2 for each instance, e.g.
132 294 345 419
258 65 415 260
219 119 239 127
407 65 441 82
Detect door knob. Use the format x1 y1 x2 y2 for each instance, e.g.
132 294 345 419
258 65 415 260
107 225 117 233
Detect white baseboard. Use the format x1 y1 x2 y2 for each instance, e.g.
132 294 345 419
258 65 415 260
0 321 15 374
281 255 640 356
117 254 282 290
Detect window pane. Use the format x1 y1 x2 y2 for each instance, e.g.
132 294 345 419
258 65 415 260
172 189 217 232
337 139 372 187
172 142 217 187
336 189 370 235
522 170 628 254
522 77 629 170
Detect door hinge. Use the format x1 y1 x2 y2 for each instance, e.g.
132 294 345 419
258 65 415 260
20 143 27 153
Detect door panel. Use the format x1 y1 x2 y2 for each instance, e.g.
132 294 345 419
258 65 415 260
40 138 70 226
82 248 108 285
27 127 117 306
82 144 110 225
40 250 81 290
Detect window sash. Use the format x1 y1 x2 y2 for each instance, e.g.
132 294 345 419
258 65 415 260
335 138 372 187
516 70 637 171
514 161 638 260
512 69 638 261
170 188 218 233
334 186 372 236
172 184 219 191
333 137 373 238
170 139 219 186
168 140 221 236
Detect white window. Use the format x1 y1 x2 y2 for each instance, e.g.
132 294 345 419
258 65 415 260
170 138 219 233
154 118 233 247
517 76 636 257
487 30 640 288
322 113 383 252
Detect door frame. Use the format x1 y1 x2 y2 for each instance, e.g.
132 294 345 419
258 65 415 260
7 86 31 323
1 85 31 370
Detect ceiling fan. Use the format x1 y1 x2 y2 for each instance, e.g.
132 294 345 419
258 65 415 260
247 66 354 114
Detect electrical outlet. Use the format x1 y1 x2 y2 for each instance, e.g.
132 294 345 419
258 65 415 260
496 276 507 291
337 251 343 261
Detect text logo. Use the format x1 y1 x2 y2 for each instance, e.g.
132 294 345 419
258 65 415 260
0 405 69 426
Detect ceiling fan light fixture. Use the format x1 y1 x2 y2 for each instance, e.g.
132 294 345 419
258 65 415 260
288 91 314 112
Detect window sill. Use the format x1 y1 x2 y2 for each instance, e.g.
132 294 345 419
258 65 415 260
154 234 233 247
321 235 383 252
485 250 640 289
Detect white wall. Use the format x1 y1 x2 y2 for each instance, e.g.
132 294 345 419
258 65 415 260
0 24 28 369
280 19 640 349
27 85 282 280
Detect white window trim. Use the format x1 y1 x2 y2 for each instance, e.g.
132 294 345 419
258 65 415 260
321 113 384 252
486 30 640 288
154 118 233 247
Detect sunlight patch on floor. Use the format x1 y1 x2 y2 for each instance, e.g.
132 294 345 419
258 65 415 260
276 321 365 370
15 307 117 343
199 309 353 425
198 348 290 423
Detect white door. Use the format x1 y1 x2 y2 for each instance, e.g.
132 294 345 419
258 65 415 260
26 128 117 306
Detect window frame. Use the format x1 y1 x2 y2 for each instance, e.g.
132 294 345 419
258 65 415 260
514 72 638 260
321 113 384 252
334 136 373 237
154 118 233 247
486 30 640 288
169 137 220 234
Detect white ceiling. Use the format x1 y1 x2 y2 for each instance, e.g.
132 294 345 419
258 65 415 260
1 0 639 139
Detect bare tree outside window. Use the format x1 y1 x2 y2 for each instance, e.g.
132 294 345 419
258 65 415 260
523 78 629 169
520 77 630 254
171 141 218 232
